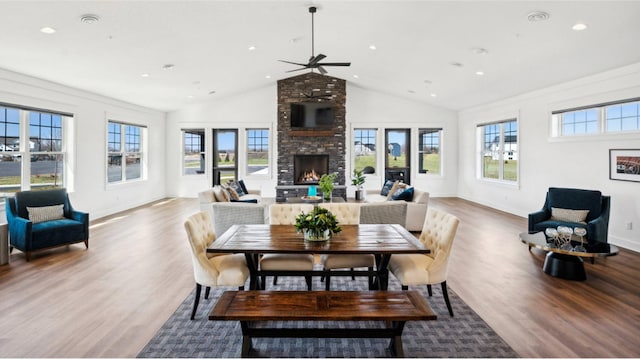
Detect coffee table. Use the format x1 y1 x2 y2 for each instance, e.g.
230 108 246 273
519 232 619 281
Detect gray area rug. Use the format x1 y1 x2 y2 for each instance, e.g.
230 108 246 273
138 275 517 358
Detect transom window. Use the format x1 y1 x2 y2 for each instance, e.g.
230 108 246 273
552 97 640 136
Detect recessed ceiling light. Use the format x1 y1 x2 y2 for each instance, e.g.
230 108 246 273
572 23 588 31
265 75 271 79
187 95 194 99
40 27 56 34
527 11 550 22
141 73 150 78
369 45 377 50
476 71 485 76
430 93 437 98
80 14 100 24
162 64 175 70
353 74 359 79
248 45 256 51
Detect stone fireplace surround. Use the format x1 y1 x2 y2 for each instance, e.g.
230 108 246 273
276 72 346 202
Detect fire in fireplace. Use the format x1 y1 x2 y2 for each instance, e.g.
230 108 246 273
294 154 329 185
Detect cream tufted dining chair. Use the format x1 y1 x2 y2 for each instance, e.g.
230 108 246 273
317 203 369 289
388 208 459 316
260 203 315 289
184 211 249 320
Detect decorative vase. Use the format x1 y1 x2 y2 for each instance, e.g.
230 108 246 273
322 191 332 202
304 229 331 242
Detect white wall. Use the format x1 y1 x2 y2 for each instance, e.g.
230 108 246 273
458 63 640 252
0 69 166 220
165 82 459 199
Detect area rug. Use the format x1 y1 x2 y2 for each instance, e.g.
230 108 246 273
138 276 517 358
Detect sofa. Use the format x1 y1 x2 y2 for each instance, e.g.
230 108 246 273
365 182 429 231
5 188 89 261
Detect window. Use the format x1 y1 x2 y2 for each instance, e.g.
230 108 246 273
0 105 70 198
213 129 237 185
480 119 518 182
183 129 205 175
107 121 144 184
552 97 640 136
353 128 377 174
418 128 442 174
246 129 269 176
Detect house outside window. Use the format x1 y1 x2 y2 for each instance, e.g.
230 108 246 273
418 128 442 175
353 128 376 174
480 119 518 182
183 129 205 175
107 121 144 184
0 105 70 199
246 128 269 176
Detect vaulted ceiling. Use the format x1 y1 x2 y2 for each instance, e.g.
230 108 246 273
1 1 639 112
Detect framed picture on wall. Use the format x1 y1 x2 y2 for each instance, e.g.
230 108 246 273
609 149 640 182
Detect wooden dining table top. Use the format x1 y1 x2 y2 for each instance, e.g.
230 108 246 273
207 224 430 255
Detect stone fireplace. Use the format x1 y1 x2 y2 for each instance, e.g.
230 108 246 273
276 72 347 202
294 154 329 185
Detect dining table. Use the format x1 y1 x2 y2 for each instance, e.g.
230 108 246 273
207 224 430 290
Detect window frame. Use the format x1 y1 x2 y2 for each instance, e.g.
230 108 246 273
353 128 377 175
552 97 640 137
478 118 519 184
106 120 146 185
245 128 270 177
182 129 205 176
418 128 442 175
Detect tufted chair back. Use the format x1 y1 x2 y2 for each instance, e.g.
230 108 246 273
269 203 314 225
318 203 361 225
184 211 220 287
418 208 460 284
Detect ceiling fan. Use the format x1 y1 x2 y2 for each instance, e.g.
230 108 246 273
279 6 351 75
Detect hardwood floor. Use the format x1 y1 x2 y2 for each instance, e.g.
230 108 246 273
0 197 638 357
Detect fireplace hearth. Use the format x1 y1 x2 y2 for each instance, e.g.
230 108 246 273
294 154 329 185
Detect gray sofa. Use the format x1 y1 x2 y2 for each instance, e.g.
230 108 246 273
365 186 429 231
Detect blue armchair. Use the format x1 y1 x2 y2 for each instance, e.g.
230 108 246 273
6 188 89 261
528 187 610 252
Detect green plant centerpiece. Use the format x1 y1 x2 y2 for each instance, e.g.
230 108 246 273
318 172 337 202
294 206 342 241
351 169 366 200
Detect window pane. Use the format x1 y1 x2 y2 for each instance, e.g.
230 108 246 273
218 169 236 184
0 156 21 198
183 129 205 175
503 121 518 182
354 129 376 174
31 154 63 190
125 125 140 152
126 153 141 180
29 111 63 152
247 129 269 175
482 124 500 179
108 154 123 182
386 130 408 167
108 122 121 152
419 128 441 175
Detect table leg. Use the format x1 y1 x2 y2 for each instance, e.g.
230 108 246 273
388 321 406 357
543 252 587 281
244 254 260 289
240 322 253 357
376 254 392 290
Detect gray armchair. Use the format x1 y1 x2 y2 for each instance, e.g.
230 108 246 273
528 187 610 251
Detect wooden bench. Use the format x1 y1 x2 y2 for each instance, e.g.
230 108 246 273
209 290 437 357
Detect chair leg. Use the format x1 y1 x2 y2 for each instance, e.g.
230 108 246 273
26 252 31 262
239 286 245 290
351 268 356 280
84 240 89 249
305 276 312 291
273 276 278 285
325 271 331 290
401 285 408 290
367 267 374 290
441 281 454 317
204 286 211 299
260 276 267 289
427 284 433 296
10 246 14 253
191 284 202 320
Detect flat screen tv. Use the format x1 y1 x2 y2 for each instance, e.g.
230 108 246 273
290 102 335 129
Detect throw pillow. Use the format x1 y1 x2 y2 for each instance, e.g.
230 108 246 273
227 180 247 197
391 186 414 201
27 204 64 223
212 186 230 202
386 181 407 200
238 179 249 195
550 207 590 223
380 180 396 196
223 184 240 201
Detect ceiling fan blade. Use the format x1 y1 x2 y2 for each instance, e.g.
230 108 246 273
316 62 351 67
285 67 309 73
308 54 327 66
279 59 308 67
318 66 328 75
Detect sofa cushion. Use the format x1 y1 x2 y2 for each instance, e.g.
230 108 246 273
380 180 396 196
391 186 414 201
550 207 589 223
27 204 64 223
15 188 69 219
198 189 216 203
212 186 230 202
